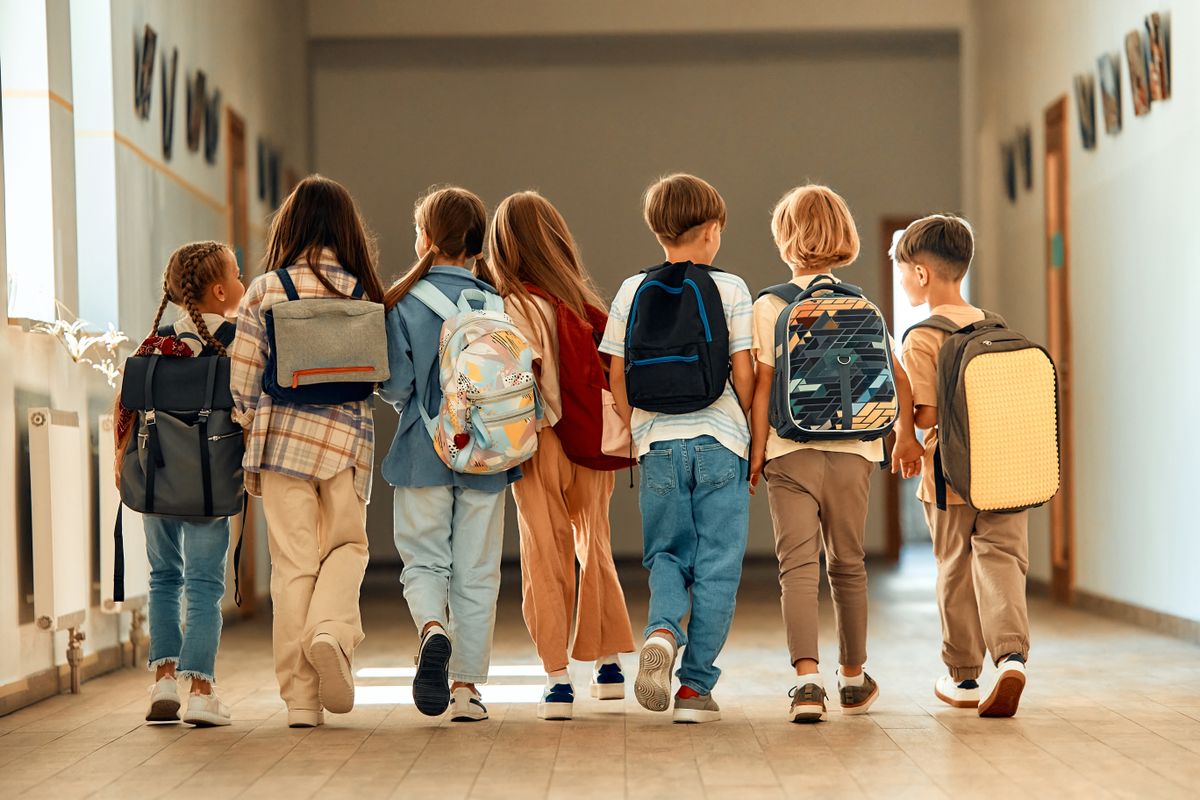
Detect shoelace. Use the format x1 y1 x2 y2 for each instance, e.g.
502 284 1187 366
787 684 827 702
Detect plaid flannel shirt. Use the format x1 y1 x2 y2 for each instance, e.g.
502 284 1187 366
230 252 374 502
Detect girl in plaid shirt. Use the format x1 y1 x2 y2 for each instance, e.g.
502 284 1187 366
229 176 387 728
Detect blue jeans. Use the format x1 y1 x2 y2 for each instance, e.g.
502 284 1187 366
638 435 749 695
393 485 506 684
144 515 230 681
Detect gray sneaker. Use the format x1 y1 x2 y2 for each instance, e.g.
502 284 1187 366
672 691 721 724
789 682 827 723
839 672 879 715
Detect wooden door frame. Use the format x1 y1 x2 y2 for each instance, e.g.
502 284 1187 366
880 216 921 563
1044 97 1075 603
225 107 257 617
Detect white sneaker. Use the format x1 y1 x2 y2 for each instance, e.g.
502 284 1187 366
146 676 181 723
934 675 981 708
288 708 325 728
979 656 1026 718
308 632 355 714
449 686 488 722
634 635 676 712
590 658 625 700
183 690 231 727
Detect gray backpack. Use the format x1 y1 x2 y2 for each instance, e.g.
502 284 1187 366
905 312 1060 513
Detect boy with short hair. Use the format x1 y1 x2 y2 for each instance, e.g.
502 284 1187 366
601 173 755 724
895 213 1031 718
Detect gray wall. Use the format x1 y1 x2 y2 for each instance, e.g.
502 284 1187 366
311 33 961 561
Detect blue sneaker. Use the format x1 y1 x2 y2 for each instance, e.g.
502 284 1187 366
538 681 574 720
591 661 625 700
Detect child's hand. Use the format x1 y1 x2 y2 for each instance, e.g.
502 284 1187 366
749 452 765 495
891 434 924 479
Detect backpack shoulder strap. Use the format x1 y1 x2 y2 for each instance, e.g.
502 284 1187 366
409 279 460 321
902 315 959 342
456 287 504 314
214 321 236 347
275 268 300 301
351 281 365 299
757 283 802 303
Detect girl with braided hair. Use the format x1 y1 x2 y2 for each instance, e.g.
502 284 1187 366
128 240 245 727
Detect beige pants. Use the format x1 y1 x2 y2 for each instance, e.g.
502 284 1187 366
765 449 872 667
511 428 635 672
923 502 1030 680
260 468 369 712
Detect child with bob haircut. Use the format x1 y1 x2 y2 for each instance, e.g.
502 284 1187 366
750 184 923 723
894 213 1031 718
229 175 386 728
603 173 755 724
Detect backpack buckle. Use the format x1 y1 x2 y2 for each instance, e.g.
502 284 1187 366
145 409 157 425
199 408 212 419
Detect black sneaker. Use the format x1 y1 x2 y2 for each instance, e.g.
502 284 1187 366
839 672 879 715
789 682 827 723
412 625 452 716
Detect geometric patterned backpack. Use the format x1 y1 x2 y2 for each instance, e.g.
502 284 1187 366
759 275 899 446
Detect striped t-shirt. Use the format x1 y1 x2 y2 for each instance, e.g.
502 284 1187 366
600 266 754 458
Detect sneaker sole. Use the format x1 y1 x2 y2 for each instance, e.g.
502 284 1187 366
634 643 673 712
590 682 625 700
538 701 573 720
450 711 489 722
979 671 1025 718
146 698 181 723
790 703 827 723
183 709 231 727
673 708 721 724
934 683 980 709
309 637 355 714
841 684 879 715
412 634 452 717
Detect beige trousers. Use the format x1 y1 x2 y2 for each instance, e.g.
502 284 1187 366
511 428 635 672
764 449 873 667
260 468 369 712
923 502 1030 680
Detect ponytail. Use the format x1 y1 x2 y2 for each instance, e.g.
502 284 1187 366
384 249 437 308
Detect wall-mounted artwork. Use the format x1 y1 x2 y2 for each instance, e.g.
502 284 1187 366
1146 12 1171 101
161 47 178 160
186 71 206 152
134 25 157 119
1098 53 1123 134
1002 142 1017 203
267 150 281 207
1125 30 1151 116
1074 73 1097 150
1017 126 1032 191
203 89 221 164
256 138 267 200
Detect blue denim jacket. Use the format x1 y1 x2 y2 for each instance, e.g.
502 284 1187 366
379 266 521 491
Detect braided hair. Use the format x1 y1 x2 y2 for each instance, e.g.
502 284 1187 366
151 240 233 356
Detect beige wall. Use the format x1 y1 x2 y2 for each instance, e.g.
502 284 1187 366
312 33 962 561
965 1 1199 620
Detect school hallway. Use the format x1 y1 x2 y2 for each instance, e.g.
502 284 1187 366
2 554 1197 800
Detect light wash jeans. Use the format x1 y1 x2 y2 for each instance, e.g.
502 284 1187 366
638 435 749 695
144 515 230 682
393 485 506 684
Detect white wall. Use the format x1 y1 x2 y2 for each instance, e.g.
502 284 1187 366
966 1 1199 620
312 33 962 561
0 0 308 691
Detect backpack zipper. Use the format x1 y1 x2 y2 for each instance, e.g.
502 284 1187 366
208 430 242 442
464 381 535 401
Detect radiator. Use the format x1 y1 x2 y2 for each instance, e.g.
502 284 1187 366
29 408 89 631
97 414 149 612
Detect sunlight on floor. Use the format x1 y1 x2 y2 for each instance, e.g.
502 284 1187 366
355 664 547 679
356 683 544 705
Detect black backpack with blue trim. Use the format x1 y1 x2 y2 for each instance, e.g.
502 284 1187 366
624 261 729 414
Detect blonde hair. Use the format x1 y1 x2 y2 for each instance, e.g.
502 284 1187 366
643 173 727 245
485 191 605 329
385 186 488 307
149 240 233 355
771 185 860 271
890 213 974 281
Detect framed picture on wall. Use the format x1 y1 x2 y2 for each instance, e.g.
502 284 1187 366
1074 73 1097 150
134 24 157 120
1017 126 1033 191
1098 53 1123 134
203 88 221 164
256 138 267 201
1146 12 1171 101
1002 142 1017 203
186 71 206 151
161 47 178 160
1126 30 1151 116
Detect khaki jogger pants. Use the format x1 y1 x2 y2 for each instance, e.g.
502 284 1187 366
923 502 1030 680
764 449 873 668
260 468 369 712
511 428 635 673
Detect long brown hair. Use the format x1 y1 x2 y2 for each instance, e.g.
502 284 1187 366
149 240 233 355
384 186 488 308
262 174 385 303
485 191 605 329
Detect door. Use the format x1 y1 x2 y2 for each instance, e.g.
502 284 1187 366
1044 97 1074 603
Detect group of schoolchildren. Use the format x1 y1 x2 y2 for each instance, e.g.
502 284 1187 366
118 172 1033 731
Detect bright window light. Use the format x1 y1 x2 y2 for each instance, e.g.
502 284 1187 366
356 664 547 679
355 683 543 706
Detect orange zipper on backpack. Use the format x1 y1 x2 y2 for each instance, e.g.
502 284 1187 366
291 366 374 388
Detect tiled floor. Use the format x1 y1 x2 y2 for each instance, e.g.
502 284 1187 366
3 551 1200 799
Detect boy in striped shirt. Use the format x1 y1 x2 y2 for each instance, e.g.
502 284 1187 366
601 174 754 724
